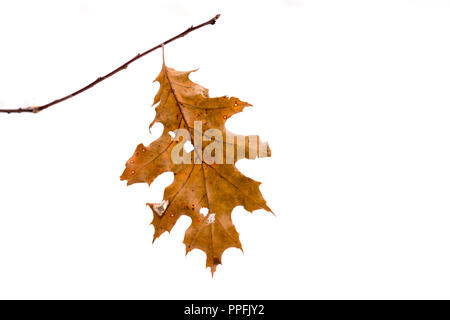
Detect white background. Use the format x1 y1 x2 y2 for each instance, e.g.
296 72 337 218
1 0 450 299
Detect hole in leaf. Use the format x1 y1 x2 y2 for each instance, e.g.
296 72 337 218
184 141 194 153
199 208 209 216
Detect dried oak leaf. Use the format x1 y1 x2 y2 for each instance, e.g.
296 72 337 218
121 58 271 275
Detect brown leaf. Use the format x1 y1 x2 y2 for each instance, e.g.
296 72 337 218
121 55 271 275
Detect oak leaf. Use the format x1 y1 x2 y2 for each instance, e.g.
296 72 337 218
121 54 271 275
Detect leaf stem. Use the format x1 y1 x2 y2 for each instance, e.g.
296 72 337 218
0 14 221 114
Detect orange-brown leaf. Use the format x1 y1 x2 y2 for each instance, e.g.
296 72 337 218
121 60 271 275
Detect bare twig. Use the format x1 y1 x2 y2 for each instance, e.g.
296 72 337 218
0 14 221 114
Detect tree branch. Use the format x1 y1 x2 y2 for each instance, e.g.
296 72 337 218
0 14 221 114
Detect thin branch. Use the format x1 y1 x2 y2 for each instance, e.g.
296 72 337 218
0 14 221 114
